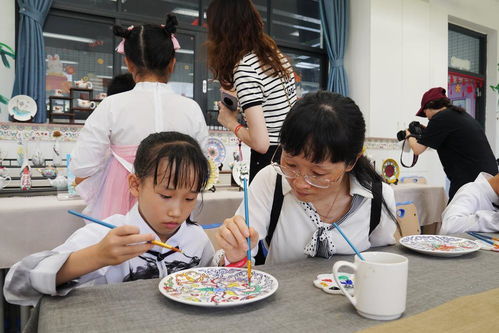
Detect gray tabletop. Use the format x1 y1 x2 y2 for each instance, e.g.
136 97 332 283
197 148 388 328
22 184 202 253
26 242 499 333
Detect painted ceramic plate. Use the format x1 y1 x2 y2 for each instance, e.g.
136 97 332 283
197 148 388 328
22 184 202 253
231 161 249 188
399 235 480 257
159 267 278 307
206 137 226 165
8 95 37 121
204 158 219 191
381 158 400 184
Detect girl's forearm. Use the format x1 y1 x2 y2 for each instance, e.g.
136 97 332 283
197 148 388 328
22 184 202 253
55 245 104 286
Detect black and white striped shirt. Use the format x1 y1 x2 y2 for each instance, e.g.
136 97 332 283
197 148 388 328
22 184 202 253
234 52 297 145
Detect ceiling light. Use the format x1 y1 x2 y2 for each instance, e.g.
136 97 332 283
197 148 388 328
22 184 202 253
176 49 194 54
172 8 199 17
43 32 96 44
295 62 320 69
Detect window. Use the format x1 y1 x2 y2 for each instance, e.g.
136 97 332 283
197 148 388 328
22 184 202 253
284 50 322 96
271 0 322 48
122 0 200 25
44 14 114 97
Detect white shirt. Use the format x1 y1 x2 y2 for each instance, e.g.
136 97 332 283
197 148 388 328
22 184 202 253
440 172 499 234
71 82 208 178
4 204 214 306
235 165 396 265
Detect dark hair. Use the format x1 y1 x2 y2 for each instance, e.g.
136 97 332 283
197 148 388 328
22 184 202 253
206 0 291 90
280 90 396 221
107 73 135 96
424 97 465 113
113 14 178 79
134 132 209 193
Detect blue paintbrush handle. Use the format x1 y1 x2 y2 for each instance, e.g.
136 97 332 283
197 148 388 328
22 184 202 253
242 178 251 261
68 210 116 229
333 222 365 261
467 231 493 245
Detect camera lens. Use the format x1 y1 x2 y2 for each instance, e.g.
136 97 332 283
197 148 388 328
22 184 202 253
396 130 406 141
223 97 233 106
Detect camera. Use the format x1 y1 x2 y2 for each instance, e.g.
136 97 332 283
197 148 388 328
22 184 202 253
396 121 424 141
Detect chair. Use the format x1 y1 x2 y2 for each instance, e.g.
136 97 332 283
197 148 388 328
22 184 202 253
394 201 420 241
201 223 223 251
399 176 427 184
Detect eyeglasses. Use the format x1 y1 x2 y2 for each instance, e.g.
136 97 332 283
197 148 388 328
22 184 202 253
270 146 344 189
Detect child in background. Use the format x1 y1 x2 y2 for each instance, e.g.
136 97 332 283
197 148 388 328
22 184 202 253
72 14 208 220
106 73 135 96
4 132 214 306
440 172 499 234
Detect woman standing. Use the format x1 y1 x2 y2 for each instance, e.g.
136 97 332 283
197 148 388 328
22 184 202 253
206 0 297 182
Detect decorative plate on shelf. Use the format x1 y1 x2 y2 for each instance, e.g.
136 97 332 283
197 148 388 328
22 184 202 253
206 137 226 165
204 158 219 191
231 161 249 188
399 235 480 257
159 267 278 307
381 158 400 184
8 95 37 121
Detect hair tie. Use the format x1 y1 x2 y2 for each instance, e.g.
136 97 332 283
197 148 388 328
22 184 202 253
160 24 181 50
115 25 134 55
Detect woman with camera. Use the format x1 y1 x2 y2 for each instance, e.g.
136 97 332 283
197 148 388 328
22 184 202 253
206 0 297 182
405 87 497 200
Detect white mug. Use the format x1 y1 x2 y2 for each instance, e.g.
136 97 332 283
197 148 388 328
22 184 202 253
75 80 93 89
97 92 107 99
0 175 11 190
333 252 408 321
54 89 64 96
77 99 96 109
53 105 64 113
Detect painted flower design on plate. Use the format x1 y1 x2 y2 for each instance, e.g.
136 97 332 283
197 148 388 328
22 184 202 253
399 235 480 257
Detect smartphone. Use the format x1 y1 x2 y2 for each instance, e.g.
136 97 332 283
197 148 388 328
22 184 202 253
220 91 238 111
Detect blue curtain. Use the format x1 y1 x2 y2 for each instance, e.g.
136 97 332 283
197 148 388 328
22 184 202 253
13 0 53 123
319 0 349 96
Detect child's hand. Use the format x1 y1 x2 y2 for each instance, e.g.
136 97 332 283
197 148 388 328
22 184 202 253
95 225 155 266
216 215 259 264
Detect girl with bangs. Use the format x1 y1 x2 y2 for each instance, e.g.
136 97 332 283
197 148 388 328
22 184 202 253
5 132 214 306
206 0 297 182
216 91 398 265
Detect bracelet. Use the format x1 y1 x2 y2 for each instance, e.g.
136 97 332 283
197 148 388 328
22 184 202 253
226 257 248 268
234 124 244 137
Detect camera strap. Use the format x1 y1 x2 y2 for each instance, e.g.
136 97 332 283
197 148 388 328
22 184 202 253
400 139 418 168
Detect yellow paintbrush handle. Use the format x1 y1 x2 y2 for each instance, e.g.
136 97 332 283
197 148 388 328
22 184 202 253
150 240 182 253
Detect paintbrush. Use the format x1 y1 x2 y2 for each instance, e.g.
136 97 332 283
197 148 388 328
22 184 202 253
242 177 252 285
68 210 182 253
332 222 365 261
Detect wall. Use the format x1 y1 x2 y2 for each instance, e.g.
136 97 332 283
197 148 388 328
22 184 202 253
345 0 499 188
0 0 15 122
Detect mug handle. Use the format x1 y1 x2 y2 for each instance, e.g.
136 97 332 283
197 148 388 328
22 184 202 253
332 260 357 306
2 176 11 187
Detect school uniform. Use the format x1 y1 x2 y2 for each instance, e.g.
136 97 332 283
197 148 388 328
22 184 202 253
440 172 499 234
235 165 397 265
3 204 214 306
71 82 209 220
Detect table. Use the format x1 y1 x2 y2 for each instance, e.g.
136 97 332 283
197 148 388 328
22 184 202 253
25 239 499 333
0 184 446 268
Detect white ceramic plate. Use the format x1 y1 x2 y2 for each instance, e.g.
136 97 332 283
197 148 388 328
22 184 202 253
8 95 37 121
399 235 480 257
159 267 278 307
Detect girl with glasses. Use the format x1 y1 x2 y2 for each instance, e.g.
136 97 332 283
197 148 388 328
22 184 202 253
215 91 397 265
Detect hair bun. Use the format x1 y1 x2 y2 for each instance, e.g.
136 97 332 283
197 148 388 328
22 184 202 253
164 14 178 34
113 25 132 38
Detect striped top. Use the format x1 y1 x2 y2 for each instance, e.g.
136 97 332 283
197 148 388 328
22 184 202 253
234 52 297 145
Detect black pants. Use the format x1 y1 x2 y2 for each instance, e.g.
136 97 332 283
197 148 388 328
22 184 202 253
249 145 280 184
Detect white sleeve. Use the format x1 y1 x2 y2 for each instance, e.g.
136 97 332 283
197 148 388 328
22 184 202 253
70 98 113 178
191 102 209 153
441 183 499 234
199 235 216 267
369 183 397 247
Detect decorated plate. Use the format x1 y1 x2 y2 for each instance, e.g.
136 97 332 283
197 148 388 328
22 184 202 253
159 267 278 307
381 158 400 184
204 158 219 191
231 161 249 188
399 235 480 257
8 95 37 121
206 137 226 165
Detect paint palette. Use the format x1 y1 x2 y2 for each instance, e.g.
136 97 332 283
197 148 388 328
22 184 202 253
159 267 278 307
313 273 354 295
399 235 481 257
